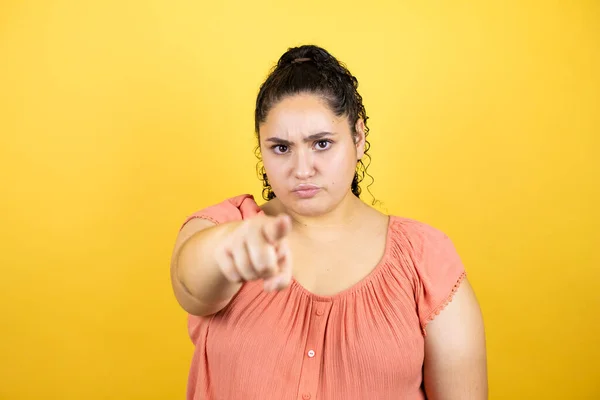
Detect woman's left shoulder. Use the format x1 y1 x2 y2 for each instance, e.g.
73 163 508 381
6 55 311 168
386 215 467 332
387 215 455 247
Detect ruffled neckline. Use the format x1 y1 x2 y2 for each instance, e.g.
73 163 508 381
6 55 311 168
288 215 399 302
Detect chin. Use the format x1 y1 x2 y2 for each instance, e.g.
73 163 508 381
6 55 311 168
292 202 329 217
281 192 338 217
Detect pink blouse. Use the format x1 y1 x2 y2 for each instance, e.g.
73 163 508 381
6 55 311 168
180 194 466 400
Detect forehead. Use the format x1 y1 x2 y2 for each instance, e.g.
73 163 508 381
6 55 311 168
260 94 347 137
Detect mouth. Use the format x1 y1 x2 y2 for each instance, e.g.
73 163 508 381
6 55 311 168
292 184 321 199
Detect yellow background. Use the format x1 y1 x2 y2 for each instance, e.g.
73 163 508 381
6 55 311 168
1 1 598 399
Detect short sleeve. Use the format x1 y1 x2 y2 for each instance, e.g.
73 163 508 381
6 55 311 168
411 222 467 335
180 194 262 230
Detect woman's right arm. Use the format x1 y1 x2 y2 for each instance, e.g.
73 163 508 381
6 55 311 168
170 214 293 317
170 218 244 317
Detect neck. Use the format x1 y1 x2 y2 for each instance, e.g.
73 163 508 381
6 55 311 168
282 191 366 236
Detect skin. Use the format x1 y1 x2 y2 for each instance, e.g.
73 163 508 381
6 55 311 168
171 93 488 399
259 93 366 219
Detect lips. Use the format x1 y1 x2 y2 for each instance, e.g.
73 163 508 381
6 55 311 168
292 184 321 199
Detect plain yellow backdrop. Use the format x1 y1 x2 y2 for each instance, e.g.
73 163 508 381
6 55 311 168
1 1 598 399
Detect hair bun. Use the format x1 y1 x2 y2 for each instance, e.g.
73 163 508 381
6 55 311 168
277 45 333 68
291 57 311 64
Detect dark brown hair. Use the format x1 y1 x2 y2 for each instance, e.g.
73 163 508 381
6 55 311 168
254 44 375 202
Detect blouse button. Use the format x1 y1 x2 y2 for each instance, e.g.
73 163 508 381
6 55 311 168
316 308 324 316
307 349 315 358
302 394 311 400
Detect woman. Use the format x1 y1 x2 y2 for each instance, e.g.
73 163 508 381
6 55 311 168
170 44 488 400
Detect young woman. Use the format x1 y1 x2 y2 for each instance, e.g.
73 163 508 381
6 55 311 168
171 44 488 400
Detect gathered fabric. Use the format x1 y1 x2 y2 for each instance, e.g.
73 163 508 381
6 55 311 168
181 194 466 400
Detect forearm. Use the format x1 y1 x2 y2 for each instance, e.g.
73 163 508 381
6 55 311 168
172 221 243 316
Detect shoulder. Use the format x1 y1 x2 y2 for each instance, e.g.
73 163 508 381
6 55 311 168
387 215 467 331
224 193 259 208
182 194 263 228
388 215 454 252
387 215 464 278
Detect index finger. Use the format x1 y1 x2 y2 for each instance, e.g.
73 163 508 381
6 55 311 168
275 239 293 289
263 238 293 292
261 214 292 244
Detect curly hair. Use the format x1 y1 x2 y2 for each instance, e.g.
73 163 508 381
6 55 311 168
254 44 375 203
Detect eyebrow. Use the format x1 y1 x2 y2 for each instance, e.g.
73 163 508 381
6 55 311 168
265 131 336 145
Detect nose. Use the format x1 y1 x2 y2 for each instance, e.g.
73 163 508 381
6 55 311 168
293 148 315 180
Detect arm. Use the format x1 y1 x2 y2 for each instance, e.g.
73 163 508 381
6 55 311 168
170 218 244 317
170 213 293 317
423 278 488 399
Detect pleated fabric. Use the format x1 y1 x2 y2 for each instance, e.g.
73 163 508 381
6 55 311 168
181 194 466 400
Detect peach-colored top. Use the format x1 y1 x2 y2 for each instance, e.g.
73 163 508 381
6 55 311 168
181 194 466 400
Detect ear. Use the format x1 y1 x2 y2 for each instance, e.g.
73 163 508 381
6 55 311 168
354 118 366 160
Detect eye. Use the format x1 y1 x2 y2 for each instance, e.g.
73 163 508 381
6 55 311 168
272 144 288 154
315 140 332 150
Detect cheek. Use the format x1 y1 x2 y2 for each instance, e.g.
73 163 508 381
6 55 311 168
319 147 357 182
333 144 357 166
262 154 289 184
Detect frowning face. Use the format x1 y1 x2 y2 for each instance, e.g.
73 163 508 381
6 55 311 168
259 93 365 216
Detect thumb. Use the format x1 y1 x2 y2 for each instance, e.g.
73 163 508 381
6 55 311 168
262 214 292 244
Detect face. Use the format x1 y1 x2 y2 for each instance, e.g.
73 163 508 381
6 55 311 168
259 93 365 216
